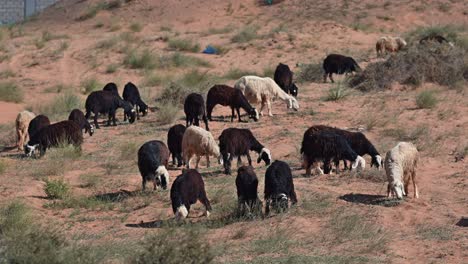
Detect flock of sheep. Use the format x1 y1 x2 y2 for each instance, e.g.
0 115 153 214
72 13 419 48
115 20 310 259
11 33 450 220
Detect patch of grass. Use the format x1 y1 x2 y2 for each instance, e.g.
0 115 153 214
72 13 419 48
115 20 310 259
416 90 438 109
105 63 119 73
95 37 119 49
231 25 260 43
405 25 467 49
227 255 371 264
168 38 200 52
250 228 296 255
263 66 275 78
123 49 157 70
0 82 23 103
31 92 82 121
157 101 180 125
210 44 230 55
129 22 143 32
0 159 6 175
79 174 101 189
81 77 102 94
155 52 212 69
76 3 107 21
325 81 350 101
417 225 453 240
44 84 72 93
223 68 259 80
142 72 165 87
438 3 451 12
296 62 323 83
205 25 234 35
158 70 216 104
300 193 332 216
45 195 115 210
0 122 16 150
44 178 71 199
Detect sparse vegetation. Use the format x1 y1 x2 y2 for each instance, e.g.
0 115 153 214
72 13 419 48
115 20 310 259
124 49 157 70
325 82 350 101
231 25 260 43
223 68 259 80
168 38 200 52
0 82 23 103
105 63 119 73
30 92 81 121
44 179 71 199
81 77 102 94
417 225 453 240
296 62 323 83
129 22 143 32
416 90 438 109
0 159 6 175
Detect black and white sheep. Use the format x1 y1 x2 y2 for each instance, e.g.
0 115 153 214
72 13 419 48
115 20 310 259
274 63 299 97
264 160 297 215
167 124 186 167
170 169 212 220
206 84 259 122
323 54 361 83
301 130 366 176
218 128 271 175
184 93 209 131
385 142 419 199
123 82 148 121
236 165 262 216
102 82 120 98
305 125 382 170
68 109 94 136
85 90 136 129
137 140 170 191
24 120 83 157
28 115 50 139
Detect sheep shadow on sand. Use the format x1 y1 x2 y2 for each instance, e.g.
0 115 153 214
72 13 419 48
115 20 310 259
94 189 141 203
339 193 403 207
125 220 165 228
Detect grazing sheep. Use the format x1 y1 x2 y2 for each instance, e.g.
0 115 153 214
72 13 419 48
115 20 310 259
68 109 94 136
28 115 50 139
264 160 297 215
419 35 454 47
170 169 212 220
184 93 209 131
218 128 271 175
304 125 382 170
384 142 419 199
323 54 361 83
206 84 259 122
236 166 262 216
167 124 186 167
301 130 366 176
85 90 136 129
123 82 148 121
137 140 170 191
102 82 120 98
182 126 221 169
15 111 36 151
376 36 407 57
274 63 299 97
24 120 83 157
234 76 299 117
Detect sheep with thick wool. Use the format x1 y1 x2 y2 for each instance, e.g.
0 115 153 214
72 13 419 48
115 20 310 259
376 36 407 57
15 110 36 151
384 142 419 199
182 126 221 169
234 76 299 117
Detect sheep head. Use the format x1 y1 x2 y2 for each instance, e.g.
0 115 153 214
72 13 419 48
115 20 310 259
371 155 383 170
249 108 259 121
155 166 170 190
24 143 39 157
272 193 289 213
290 83 299 97
175 205 189 221
391 180 405 199
257 148 271 165
289 97 299 111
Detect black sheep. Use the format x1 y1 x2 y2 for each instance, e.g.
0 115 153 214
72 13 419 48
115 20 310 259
167 124 186 167
305 125 382 170
170 169 212 220
323 54 361 83
218 128 271 175
102 82 121 98
68 109 94 136
274 63 299 97
184 93 209 131
419 35 453 46
123 82 148 121
206 84 259 122
85 90 136 129
236 166 262 216
301 130 366 176
264 160 297 215
27 115 50 139
25 120 83 157
137 140 170 191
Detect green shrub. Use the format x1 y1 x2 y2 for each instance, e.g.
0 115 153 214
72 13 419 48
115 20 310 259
124 49 157 70
44 179 70 199
157 101 180 125
223 68 259 80
168 38 200 52
231 25 260 43
32 92 82 121
142 72 165 86
0 69 15 79
0 82 23 103
105 63 119 73
0 159 6 174
325 82 350 101
81 77 102 94
129 22 143 32
416 90 438 109
296 62 323 83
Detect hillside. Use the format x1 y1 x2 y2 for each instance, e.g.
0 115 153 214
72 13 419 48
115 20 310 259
0 0 467 263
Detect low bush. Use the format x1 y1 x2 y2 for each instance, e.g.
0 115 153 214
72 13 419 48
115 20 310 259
416 90 438 109
44 178 71 199
325 82 350 101
0 82 23 103
30 92 82 121
231 25 260 43
296 62 323 83
81 77 101 94
168 38 200 52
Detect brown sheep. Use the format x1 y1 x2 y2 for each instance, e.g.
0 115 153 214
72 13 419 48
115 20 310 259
15 110 36 151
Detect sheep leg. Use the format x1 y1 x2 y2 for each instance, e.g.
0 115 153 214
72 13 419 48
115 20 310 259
237 197 245 215
246 153 252 166
171 153 176 166
290 190 298 205
323 72 328 83
184 153 191 169
231 108 235 122
186 116 190 127
92 111 100 129
207 103 214 121
265 199 271 216
194 117 200 127
136 105 140 120
404 177 409 197
236 108 243 122
266 100 273 117
259 101 266 116
387 184 392 198
17 129 23 150
223 153 233 174
237 156 242 167
206 155 210 168
142 178 147 191
152 178 158 191
334 158 340 174
199 190 212 217
195 155 201 169
329 73 334 83
412 170 419 198
203 114 209 131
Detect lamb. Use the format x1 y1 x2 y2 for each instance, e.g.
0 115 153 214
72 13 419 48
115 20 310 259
15 111 35 151
123 82 148 121
28 115 50 139
304 125 383 170
376 36 407 57
137 140 170 191
24 120 83 157
206 84 259 122
68 109 94 136
274 63 299 97
301 130 366 176
184 93 209 131
323 54 361 83
167 124 186 167
102 82 121 98
218 128 271 175
234 76 299 117
384 142 419 199
170 169 212 220
181 126 221 169
85 90 136 129
236 166 262 216
264 160 297 215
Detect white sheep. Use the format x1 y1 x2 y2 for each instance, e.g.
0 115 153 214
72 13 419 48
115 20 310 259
182 126 221 169
234 76 299 117
376 36 407 57
384 142 419 199
15 110 36 151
